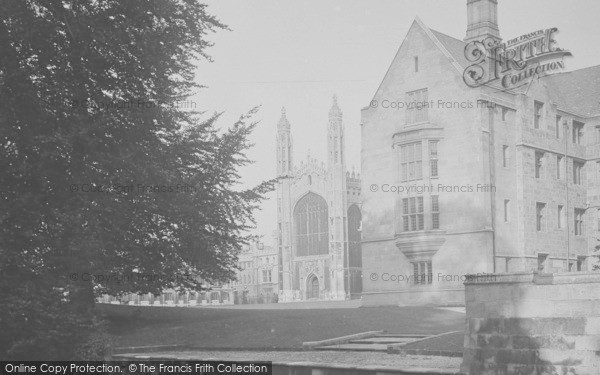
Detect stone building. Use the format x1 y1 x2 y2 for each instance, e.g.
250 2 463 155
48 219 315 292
276 96 363 302
360 0 600 306
99 281 234 306
99 240 279 306
230 239 279 303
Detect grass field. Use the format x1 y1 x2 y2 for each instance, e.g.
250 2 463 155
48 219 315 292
99 304 465 349
402 331 464 352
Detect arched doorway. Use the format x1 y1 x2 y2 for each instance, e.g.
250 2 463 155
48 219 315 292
307 274 319 299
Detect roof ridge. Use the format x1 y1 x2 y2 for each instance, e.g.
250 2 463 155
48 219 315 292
542 64 600 79
563 64 600 74
415 19 464 75
363 18 464 111
430 29 464 44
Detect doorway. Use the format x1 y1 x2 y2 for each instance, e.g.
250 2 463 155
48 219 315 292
307 274 319 299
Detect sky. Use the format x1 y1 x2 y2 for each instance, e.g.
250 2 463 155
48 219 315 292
192 0 600 243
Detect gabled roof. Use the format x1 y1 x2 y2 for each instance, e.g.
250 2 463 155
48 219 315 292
542 65 600 118
430 29 470 69
366 19 600 118
365 18 466 109
430 28 600 117
431 28 509 93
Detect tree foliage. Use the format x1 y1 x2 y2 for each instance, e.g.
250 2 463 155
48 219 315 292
0 0 272 359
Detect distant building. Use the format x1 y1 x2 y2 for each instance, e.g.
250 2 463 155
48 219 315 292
98 240 279 306
360 0 600 306
275 97 363 302
230 239 279 304
98 281 234 307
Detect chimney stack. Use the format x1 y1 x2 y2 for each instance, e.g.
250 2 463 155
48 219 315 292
464 0 501 43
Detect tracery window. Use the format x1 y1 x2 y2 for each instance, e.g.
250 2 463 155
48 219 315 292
294 193 329 256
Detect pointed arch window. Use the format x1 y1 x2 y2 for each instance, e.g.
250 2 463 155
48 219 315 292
294 193 329 256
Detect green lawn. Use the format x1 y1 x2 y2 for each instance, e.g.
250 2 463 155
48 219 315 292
99 304 465 349
402 331 464 353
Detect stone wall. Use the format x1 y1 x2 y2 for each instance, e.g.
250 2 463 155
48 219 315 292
360 18 497 307
462 272 600 375
361 288 465 307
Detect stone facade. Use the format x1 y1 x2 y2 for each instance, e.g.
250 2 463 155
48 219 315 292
360 0 600 306
231 239 279 304
99 285 234 307
99 240 277 306
276 97 363 302
462 272 600 375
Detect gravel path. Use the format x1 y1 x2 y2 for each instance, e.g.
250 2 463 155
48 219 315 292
120 351 462 371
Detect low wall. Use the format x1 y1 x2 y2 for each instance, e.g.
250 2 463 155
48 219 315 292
461 272 600 375
361 288 465 307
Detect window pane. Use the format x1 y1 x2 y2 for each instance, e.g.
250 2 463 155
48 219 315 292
557 156 563 179
430 160 438 177
536 203 545 231
429 141 437 157
534 101 543 129
413 263 419 284
427 261 432 284
294 193 329 256
432 213 440 229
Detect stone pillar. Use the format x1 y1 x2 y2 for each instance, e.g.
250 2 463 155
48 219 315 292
327 95 348 300
462 272 600 374
276 108 294 300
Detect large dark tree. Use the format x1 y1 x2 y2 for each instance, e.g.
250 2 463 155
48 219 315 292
0 0 272 359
